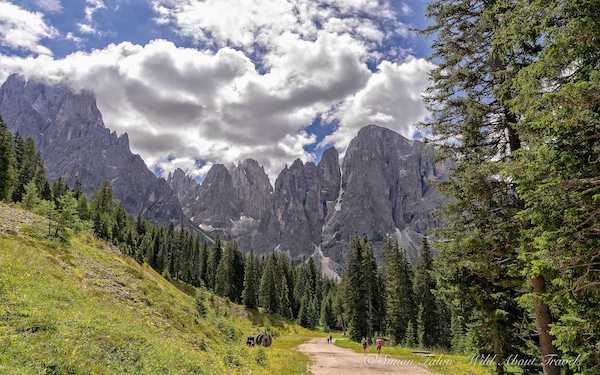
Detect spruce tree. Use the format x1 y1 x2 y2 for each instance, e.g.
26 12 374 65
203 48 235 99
320 292 336 329
258 255 278 313
22 180 40 210
413 238 438 348
343 236 369 341
424 1 533 371
77 194 90 221
242 253 259 308
0 117 16 201
40 180 52 201
383 236 414 344
205 238 222 291
54 192 80 242
496 2 600 372
12 139 39 202
199 241 208 287
362 239 385 336
215 240 235 299
231 243 245 303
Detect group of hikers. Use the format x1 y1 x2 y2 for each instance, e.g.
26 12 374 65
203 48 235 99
361 336 384 354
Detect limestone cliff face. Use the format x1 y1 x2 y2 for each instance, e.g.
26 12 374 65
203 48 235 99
169 126 447 265
230 159 273 221
321 125 448 263
0 74 184 226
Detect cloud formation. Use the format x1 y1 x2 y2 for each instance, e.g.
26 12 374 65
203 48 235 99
33 0 63 13
0 2 57 55
0 0 433 181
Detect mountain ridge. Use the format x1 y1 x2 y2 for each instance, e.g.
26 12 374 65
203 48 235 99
168 125 449 267
0 74 185 226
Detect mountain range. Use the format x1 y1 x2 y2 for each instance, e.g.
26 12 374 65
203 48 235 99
0 74 448 271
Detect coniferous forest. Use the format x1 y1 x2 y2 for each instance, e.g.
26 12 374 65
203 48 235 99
0 1 599 374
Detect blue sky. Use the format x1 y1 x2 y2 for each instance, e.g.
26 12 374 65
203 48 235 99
1 0 434 179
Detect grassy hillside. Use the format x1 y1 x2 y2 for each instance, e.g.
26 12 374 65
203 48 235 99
0 203 318 374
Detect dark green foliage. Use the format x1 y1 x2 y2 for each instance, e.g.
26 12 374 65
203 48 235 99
12 138 45 203
0 117 16 201
22 180 40 210
258 255 278 313
413 238 438 348
319 292 336 330
343 236 369 341
215 241 244 302
382 236 414 344
205 239 222 290
195 293 207 317
242 253 259 308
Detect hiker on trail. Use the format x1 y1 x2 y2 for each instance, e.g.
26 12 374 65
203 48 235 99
326 336 330 344
361 337 368 353
376 337 383 354
329 335 333 344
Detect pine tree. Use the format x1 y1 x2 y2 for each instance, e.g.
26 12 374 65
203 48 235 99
54 192 80 242
343 236 369 341
231 243 245 303
199 241 208 287
383 236 414 344
320 292 336 329
242 253 259 308
77 194 90 221
0 117 16 201
40 180 52 201
362 239 385 336
22 180 40 210
205 238 222 291
424 0 534 372
215 240 236 299
73 178 82 199
12 139 39 202
496 2 600 372
52 177 68 207
259 255 278 313
413 238 438 348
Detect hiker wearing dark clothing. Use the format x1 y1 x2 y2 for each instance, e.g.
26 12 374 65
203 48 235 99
361 337 368 353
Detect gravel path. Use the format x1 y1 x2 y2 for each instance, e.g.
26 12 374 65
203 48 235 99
297 338 434 375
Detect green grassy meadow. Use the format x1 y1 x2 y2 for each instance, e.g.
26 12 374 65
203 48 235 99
0 204 319 374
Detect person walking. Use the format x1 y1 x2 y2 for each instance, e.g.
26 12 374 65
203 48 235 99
376 337 383 355
361 337 368 353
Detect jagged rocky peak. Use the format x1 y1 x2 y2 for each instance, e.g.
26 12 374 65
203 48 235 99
318 147 341 214
167 168 198 204
0 74 185 226
184 163 240 231
230 159 273 220
322 124 447 262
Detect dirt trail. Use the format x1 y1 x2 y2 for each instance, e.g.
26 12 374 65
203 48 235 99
297 338 434 375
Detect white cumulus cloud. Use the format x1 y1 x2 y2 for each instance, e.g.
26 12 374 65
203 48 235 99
0 0 433 181
0 1 57 55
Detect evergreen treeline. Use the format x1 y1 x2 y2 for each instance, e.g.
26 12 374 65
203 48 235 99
0 119 340 330
424 1 600 374
0 124 448 346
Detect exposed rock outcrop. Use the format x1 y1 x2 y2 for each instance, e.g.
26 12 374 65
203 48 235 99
0 74 185 226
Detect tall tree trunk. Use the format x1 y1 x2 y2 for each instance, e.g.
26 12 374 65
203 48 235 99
531 275 561 375
495 360 505 375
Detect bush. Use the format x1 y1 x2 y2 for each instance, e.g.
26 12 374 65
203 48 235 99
195 293 207 317
223 350 241 368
